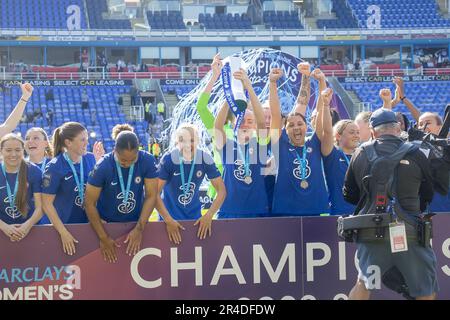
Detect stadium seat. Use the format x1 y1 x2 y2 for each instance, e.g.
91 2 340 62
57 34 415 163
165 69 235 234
346 0 450 29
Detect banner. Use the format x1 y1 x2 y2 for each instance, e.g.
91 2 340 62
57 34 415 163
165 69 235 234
339 75 450 83
1 215 449 300
0 80 132 87
161 79 202 86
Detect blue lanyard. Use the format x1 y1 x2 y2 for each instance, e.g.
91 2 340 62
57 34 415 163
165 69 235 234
115 159 135 204
63 153 84 202
236 142 250 177
179 152 197 201
1 163 19 209
40 158 47 172
293 146 308 180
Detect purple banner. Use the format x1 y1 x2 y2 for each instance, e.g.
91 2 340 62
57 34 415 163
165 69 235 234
1 216 449 300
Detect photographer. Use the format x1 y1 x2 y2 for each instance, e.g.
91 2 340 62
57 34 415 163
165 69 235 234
343 108 438 300
410 109 450 213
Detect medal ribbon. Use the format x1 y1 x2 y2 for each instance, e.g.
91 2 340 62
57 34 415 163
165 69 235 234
115 160 135 204
1 163 19 208
236 142 250 178
63 153 84 202
180 152 197 201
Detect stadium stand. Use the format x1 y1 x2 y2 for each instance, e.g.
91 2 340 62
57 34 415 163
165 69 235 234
161 84 197 100
263 10 304 29
198 13 252 30
0 85 148 152
147 11 186 30
316 0 359 29
342 81 450 119
348 0 450 29
0 0 87 29
86 0 131 30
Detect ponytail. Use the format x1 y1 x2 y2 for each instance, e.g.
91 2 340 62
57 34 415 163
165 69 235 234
16 160 29 218
52 122 86 157
52 127 64 157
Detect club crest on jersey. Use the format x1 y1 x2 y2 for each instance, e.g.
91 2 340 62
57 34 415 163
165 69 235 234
135 176 142 184
196 170 203 178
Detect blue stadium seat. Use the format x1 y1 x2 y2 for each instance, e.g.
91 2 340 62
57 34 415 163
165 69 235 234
347 0 450 29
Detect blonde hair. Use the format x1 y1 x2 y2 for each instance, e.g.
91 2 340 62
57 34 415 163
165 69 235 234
0 134 29 217
333 119 354 146
25 127 53 158
355 111 372 124
175 123 199 147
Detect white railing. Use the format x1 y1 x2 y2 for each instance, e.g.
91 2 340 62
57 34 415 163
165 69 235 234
87 66 106 80
1 26 450 39
129 105 145 121
2 67 450 81
320 67 450 78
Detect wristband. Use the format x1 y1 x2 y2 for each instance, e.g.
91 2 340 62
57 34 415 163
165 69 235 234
400 96 406 101
20 98 29 103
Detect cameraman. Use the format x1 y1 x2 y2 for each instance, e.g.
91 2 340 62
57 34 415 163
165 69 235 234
343 108 438 300
416 111 450 213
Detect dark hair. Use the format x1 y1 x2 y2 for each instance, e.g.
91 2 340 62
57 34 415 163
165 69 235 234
286 112 307 126
396 112 410 131
115 131 139 152
0 134 29 217
111 123 135 140
52 122 86 157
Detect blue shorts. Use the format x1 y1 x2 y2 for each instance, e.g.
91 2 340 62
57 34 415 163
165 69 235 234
356 240 439 298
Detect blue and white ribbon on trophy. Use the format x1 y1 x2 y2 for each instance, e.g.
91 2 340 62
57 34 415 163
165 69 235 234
220 57 248 136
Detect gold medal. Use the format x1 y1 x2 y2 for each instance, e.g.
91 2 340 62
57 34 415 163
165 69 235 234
244 176 252 184
300 180 309 189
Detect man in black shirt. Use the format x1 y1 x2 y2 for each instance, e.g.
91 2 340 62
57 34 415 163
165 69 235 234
343 108 438 300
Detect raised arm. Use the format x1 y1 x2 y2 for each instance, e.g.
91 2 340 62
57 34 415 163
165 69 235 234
197 54 223 133
319 88 335 156
0 83 33 138
214 101 230 151
233 68 265 135
310 68 328 140
294 62 312 116
268 68 284 143
392 77 421 121
379 88 392 109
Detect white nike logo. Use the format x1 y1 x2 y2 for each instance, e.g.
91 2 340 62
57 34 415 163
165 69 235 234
339 158 347 162
289 148 295 152
111 182 118 186
0 186 6 190
65 175 73 181
174 172 181 176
